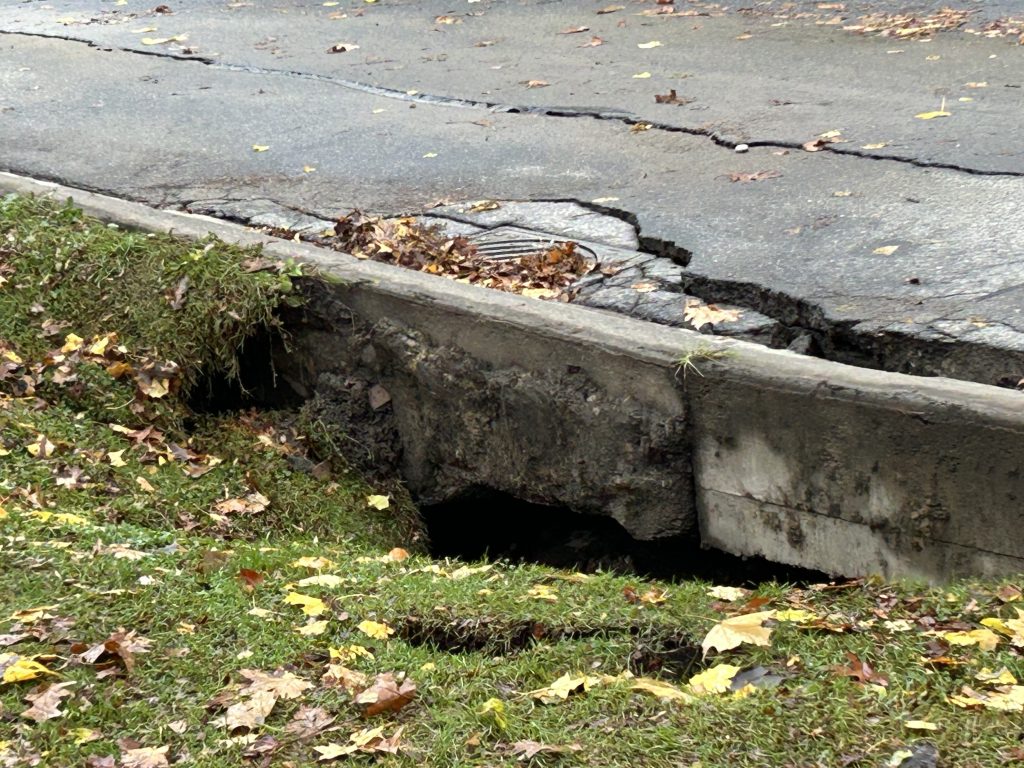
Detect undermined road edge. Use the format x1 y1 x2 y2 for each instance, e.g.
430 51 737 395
4 172 1022 582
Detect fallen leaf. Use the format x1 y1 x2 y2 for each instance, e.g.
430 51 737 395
366 494 390 510
654 89 692 105
915 110 951 120
314 725 403 760
529 673 602 704
510 741 582 759
297 574 345 587
833 651 888 687
21 681 74 721
353 672 417 716
596 5 624 13
862 142 888 149
225 689 277 731
684 299 742 329
140 35 185 45
558 26 589 34
251 145 270 152
326 42 360 53
479 697 508 729
637 40 662 48
285 705 336 739
297 620 329 636
942 628 1000 651
701 610 775 657
120 745 170 768
632 677 693 702
357 620 395 640
1 653 56 684
687 664 741 695
728 170 782 182
524 80 550 88
707 586 748 602
238 668 314 700
873 245 900 256
283 592 327 617
905 720 938 731
632 72 652 79
291 556 335 570
579 36 604 47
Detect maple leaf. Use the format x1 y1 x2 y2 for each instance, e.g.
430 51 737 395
224 689 277 732
323 664 371 693
529 673 603 704
688 664 741 695
684 299 741 329
238 668 313 700
510 741 582 759
285 705 336 739
701 611 775 657
315 725 403 760
21 681 74 721
833 652 888 687
353 672 417 717
120 745 169 768
292 556 336 570
75 628 152 674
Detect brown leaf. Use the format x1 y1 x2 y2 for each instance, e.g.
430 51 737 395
728 170 782 183
284 704 336 739
168 275 190 311
237 568 265 591
579 36 605 47
238 668 313 700
558 26 590 34
119 745 169 768
654 89 693 105
353 672 417 717
242 735 281 759
683 299 741 328
21 681 75 722
833 652 888 687
523 80 550 88
509 741 582 759
597 5 624 13
77 628 152 673
225 689 277 731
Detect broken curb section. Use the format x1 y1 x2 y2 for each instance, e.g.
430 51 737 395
3 172 1022 582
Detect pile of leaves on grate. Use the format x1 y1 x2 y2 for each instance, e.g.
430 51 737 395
314 211 594 301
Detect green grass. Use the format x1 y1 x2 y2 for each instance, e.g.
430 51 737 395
1 196 1023 768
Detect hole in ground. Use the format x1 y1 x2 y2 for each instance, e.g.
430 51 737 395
422 487 828 586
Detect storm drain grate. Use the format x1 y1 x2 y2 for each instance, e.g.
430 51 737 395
468 231 597 262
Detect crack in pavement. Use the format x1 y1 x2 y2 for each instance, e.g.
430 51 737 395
4 28 1024 179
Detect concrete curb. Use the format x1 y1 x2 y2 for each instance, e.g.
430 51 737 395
4 172 1022 580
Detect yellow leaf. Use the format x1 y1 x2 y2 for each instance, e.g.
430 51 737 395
976 667 1018 685
637 41 662 49
135 476 155 493
774 609 818 623
283 592 327 617
422 152 438 158
303 165 317 173
107 449 128 467
942 628 1000 651
915 110 951 120
296 574 345 587
983 609 1024 644
252 144 270 152
61 333 84 353
529 673 602 704
862 142 888 149
297 620 329 636
527 584 559 602
905 720 938 731
707 586 748 602
873 245 899 256
632 72 651 79
292 556 335 570
357 620 394 640
141 35 186 45
8 606 57 623
25 435 55 458
687 664 741 695
0 654 56 684
632 677 693 702
479 697 508 729
366 494 390 510
330 645 375 663
71 728 102 745
701 611 775 657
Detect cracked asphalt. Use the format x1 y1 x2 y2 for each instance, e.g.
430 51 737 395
1 0 1023 385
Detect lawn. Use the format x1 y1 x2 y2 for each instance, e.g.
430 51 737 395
1 194 1022 768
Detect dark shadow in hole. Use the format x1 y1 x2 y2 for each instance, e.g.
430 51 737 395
422 486 829 587
187 328 303 413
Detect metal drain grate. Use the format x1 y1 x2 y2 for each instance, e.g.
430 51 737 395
468 232 597 262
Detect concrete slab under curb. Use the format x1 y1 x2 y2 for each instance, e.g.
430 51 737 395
4 172 1022 581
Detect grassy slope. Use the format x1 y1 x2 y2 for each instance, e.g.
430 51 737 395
1 195 1022 768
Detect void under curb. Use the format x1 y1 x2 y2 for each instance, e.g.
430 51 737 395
4 172 1023 582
